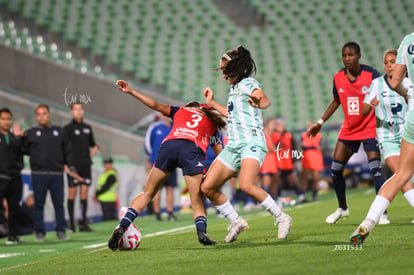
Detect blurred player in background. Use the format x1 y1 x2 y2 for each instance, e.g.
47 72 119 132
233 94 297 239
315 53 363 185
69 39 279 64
259 117 279 199
64 102 98 232
301 121 324 202
350 36 414 246
308 42 386 224
95 157 118 221
202 45 292 243
144 116 178 222
108 80 225 249
273 118 304 203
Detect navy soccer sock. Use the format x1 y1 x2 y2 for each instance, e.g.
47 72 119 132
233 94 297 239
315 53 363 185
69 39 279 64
120 208 138 230
194 216 207 233
369 158 386 193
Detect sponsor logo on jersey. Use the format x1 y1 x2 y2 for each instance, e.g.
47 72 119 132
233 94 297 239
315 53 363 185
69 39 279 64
361 86 369 94
347 97 359 115
408 44 414 55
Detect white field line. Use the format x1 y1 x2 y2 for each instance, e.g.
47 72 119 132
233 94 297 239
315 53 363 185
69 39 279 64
0 252 25 258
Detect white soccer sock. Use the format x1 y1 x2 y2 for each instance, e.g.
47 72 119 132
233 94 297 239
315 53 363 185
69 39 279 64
260 194 282 218
215 200 239 223
366 195 390 224
403 189 414 208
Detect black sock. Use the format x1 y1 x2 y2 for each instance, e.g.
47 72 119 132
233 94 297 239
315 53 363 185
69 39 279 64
194 216 207 233
67 199 75 227
80 199 87 223
332 167 347 210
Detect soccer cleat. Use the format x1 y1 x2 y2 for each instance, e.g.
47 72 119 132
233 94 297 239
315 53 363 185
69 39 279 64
378 213 390 225
6 236 22 245
197 231 216 246
57 231 69 240
325 208 349 224
275 213 292 240
224 217 248 243
108 226 125 250
36 232 45 242
68 225 76 233
79 223 94 232
155 213 162 222
350 219 375 247
168 213 177 222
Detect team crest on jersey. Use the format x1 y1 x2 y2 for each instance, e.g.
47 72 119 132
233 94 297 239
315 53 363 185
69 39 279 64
83 128 90 134
36 130 41 136
347 97 359 115
408 44 414 55
228 101 234 112
74 129 80 135
361 86 369 94
53 130 59 136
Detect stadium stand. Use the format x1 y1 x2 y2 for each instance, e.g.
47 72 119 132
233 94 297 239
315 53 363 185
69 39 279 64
0 0 412 129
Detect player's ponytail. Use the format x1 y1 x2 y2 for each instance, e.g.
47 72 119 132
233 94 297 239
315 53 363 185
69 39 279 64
199 105 227 131
184 101 226 130
221 45 256 83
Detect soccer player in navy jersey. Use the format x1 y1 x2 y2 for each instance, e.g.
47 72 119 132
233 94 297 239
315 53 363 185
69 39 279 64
108 80 226 249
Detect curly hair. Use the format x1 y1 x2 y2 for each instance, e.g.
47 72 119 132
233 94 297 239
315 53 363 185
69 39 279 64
184 101 226 130
221 45 257 83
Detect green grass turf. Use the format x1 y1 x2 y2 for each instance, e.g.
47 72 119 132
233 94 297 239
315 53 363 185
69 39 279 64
1 188 414 274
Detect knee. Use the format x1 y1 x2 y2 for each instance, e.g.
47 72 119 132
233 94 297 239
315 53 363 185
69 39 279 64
201 184 214 198
331 161 345 177
239 183 255 195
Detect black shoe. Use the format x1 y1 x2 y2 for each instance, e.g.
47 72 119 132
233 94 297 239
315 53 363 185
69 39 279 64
6 236 22 245
108 226 125 250
68 225 76 233
79 223 94 232
168 213 177 222
155 213 162 222
198 231 216 246
57 231 69 240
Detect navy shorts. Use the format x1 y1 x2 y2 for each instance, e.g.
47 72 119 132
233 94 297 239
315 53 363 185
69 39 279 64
67 165 91 187
162 169 178 187
338 138 379 154
154 139 206 176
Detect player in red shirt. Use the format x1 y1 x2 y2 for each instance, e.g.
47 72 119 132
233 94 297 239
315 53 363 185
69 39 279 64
108 80 226 249
308 42 386 224
301 121 324 202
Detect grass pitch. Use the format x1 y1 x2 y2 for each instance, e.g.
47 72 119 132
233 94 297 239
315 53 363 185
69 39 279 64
1 188 414 274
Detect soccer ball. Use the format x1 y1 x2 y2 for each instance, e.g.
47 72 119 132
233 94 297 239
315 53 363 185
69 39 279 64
119 224 141 250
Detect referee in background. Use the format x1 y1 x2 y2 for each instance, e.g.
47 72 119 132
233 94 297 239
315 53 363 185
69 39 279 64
64 102 98 232
23 104 82 241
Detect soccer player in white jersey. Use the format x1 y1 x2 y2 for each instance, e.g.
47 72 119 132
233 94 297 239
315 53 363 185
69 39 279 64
202 46 292 243
362 49 414 225
350 33 414 246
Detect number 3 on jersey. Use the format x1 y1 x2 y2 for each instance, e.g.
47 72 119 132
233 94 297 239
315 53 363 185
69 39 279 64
186 114 203 128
